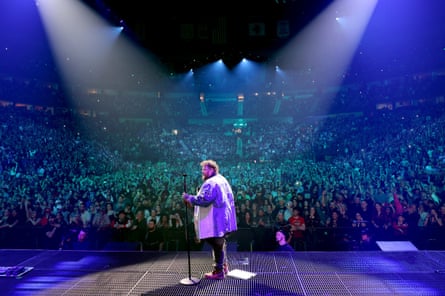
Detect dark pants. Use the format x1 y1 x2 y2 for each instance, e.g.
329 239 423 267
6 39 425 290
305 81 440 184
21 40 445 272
204 236 226 271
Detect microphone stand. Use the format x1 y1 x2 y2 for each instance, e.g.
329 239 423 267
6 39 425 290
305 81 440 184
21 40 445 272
180 173 200 285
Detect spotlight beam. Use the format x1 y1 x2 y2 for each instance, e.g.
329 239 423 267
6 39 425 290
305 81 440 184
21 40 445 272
274 0 378 114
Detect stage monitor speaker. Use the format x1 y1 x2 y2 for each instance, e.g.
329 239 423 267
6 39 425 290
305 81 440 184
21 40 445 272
376 241 418 251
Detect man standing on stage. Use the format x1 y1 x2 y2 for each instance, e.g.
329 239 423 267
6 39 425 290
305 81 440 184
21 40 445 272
183 160 237 280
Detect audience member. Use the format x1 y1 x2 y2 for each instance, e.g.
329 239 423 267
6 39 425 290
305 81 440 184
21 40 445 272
288 207 306 251
275 229 294 252
144 219 164 251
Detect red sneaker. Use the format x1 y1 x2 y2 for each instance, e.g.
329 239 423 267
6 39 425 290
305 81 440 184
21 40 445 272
204 270 225 280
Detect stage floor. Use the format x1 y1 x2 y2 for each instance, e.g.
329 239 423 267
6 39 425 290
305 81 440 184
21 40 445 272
1 248 445 296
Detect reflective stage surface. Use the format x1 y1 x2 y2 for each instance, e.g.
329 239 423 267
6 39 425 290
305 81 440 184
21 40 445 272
2 248 445 296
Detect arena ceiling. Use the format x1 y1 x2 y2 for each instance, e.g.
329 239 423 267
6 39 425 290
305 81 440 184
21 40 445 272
0 0 444 104
79 0 445 77
80 0 341 72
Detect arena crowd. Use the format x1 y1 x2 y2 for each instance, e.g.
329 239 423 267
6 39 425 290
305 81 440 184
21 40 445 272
0 75 444 252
